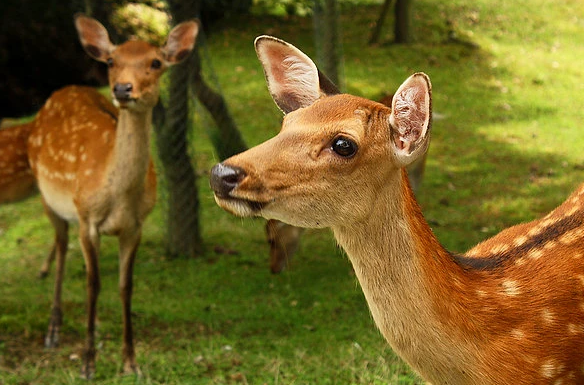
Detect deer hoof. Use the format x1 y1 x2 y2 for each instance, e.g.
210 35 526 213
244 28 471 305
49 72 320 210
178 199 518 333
80 361 95 380
80 349 96 380
122 361 142 377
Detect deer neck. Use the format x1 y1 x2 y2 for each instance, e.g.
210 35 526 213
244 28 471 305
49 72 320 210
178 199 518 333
107 107 152 194
332 169 480 382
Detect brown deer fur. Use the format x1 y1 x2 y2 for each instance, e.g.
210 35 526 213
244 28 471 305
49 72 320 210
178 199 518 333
210 36 584 384
0 122 36 203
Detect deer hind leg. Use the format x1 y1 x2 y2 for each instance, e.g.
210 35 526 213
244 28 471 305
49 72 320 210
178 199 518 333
118 228 142 375
78 221 101 379
266 220 304 274
43 206 69 348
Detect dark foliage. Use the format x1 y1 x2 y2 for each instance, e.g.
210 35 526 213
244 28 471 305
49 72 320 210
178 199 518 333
0 0 119 117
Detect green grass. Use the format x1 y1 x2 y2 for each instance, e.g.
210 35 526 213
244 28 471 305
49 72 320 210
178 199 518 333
2 0 584 383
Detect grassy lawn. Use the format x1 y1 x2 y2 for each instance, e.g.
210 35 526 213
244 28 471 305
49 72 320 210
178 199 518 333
1 0 584 383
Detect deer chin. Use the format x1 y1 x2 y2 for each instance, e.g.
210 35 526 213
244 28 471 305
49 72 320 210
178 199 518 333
112 97 138 109
213 195 267 217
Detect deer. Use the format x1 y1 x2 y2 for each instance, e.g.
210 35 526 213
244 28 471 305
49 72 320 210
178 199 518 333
0 15 199 378
266 92 428 274
0 121 37 203
210 36 584 384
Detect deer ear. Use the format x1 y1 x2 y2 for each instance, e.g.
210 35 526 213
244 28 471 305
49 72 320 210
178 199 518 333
255 36 339 114
389 72 432 167
161 19 200 65
74 14 115 63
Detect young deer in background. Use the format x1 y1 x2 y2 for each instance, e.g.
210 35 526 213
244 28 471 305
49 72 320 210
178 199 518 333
211 36 584 384
0 15 198 377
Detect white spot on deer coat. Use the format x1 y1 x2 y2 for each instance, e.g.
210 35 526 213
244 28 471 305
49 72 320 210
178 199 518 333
528 248 544 260
513 235 528 247
510 328 524 339
501 280 520 296
541 359 558 378
542 308 555 324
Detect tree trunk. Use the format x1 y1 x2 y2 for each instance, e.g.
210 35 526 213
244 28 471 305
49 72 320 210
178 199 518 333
313 0 342 88
154 0 250 258
153 0 203 258
368 0 394 45
153 52 203 258
191 49 247 160
394 0 412 44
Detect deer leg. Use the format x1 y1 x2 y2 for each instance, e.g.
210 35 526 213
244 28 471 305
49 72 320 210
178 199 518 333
44 207 69 348
38 242 57 279
118 228 142 375
266 220 304 274
78 222 101 380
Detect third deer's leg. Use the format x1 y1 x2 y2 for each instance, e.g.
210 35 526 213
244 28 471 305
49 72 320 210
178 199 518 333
266 220 304 274
38 242 57 279
44 206 69 348
118 228 142 375
78 222 101 379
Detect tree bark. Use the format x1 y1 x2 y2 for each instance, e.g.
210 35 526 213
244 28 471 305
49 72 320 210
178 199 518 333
394 0 412 44
153 0 203 258
191 50 247 160
313 0 342 88
153 52 203 258
368 0 394 45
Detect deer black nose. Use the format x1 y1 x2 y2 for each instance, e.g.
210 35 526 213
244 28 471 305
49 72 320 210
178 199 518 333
210 163 247 198
113 82 133 101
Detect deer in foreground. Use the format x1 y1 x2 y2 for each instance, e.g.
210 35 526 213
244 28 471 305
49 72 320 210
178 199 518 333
210 36 584 384
0 15 198 377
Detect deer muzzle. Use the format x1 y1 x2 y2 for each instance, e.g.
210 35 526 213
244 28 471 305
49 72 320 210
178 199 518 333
210 162 267 217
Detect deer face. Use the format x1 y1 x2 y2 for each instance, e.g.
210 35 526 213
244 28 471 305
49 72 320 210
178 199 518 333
104 41 168 110
210 36 431 229
74 14 199 112
212 94 399 228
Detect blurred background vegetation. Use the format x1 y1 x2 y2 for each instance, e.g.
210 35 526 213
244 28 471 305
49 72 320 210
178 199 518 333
1 0 584 383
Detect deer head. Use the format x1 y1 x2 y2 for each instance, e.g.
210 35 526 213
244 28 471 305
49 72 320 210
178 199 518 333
210 36 432 229
74 14 199 111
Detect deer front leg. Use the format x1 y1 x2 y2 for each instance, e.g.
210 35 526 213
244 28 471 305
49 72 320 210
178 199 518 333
118 228 142 376
78 222 101 379
44 206 69 348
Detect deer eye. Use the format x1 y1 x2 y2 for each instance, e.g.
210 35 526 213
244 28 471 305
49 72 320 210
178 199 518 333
332 136 358 158
106 58 114 68
151 59 162 70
